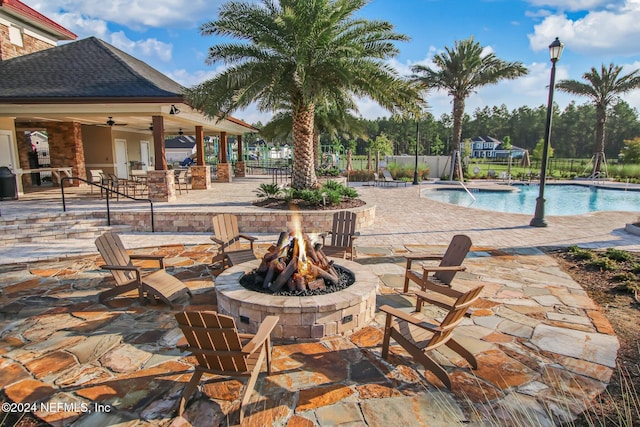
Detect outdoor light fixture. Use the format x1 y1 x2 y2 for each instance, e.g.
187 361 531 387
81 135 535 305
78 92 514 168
149 123 153 131
530 37 564 227
170 105 180 115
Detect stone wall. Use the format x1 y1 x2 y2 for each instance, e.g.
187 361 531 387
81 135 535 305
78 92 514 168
0 28 54 60
147 170 176 202
217 163 232 182
190 165 210 190
110 204 376 233
46 122 86 185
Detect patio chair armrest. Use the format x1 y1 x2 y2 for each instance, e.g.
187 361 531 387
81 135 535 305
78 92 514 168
239 234 258 250
242 315 279 355
210 237 225 247
405 253 444 262
422 265 466 274
379 305 441 332
129 254 165 268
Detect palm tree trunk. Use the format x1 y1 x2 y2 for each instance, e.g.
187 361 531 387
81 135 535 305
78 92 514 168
292 103 318 189
594 105 607 174
449 96 465 180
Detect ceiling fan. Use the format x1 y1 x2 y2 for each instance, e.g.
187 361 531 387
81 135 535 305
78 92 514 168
106 116 128 126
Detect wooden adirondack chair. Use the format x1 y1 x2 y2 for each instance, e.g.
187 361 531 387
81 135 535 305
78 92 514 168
95 232 192 307
380 284 484 389
211 214 258 268
174 311 279 422
320 210 359 259
403 234 472 293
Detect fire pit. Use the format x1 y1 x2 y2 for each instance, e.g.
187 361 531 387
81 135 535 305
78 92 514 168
215 219 379 339
242 229 355 295
215 258 378 339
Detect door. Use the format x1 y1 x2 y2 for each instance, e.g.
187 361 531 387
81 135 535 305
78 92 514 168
140 140 150 171
0 131 16 170
115 139 128 178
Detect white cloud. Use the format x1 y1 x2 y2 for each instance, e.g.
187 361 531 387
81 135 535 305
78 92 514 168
528 1 640 56
109 32 173 62
23 0 222 30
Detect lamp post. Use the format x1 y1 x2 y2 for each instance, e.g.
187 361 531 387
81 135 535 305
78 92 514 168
530 37 564 227
413 120 420 185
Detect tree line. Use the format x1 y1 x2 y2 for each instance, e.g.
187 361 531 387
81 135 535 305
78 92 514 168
318 100 640 161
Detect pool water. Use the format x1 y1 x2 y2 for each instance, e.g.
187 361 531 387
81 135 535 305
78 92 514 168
424 184 640 215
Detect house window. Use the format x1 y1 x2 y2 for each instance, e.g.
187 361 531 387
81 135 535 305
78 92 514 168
9 25 24 47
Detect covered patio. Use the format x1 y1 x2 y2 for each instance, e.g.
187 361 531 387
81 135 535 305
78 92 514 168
0 37 258 201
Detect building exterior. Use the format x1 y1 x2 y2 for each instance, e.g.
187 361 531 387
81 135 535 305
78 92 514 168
0 0 76 60
471 136 527 159
0 2 258 199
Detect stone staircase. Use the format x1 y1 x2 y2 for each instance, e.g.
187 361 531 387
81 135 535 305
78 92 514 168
0 212 133 245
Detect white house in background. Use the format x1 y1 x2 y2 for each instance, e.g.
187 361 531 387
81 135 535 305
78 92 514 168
471 136 527 159
29 131 50 166
165 135 196 163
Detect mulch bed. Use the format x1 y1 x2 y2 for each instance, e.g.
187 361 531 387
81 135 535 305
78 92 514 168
547 248 640 426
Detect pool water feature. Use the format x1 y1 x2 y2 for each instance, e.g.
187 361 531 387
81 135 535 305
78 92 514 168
424 184 640 215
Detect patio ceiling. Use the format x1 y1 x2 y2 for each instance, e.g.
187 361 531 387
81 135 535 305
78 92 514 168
2 102 257 136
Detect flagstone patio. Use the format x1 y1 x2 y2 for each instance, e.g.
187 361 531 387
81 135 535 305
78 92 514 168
0 242 618 426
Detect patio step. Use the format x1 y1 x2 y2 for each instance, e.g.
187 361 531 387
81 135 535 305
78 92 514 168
0 213 133 245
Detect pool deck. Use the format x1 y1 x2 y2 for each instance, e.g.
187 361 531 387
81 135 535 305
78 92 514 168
0 177 639 426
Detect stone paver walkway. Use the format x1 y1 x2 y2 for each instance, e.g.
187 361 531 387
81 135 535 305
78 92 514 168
0 242 619 426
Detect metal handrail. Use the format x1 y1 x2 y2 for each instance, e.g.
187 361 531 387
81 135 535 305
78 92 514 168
60 176 155 232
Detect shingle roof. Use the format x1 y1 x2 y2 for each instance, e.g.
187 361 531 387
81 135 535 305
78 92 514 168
0 37 184 101
165 136 196 149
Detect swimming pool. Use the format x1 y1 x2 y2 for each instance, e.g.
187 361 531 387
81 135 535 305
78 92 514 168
424 184 640 215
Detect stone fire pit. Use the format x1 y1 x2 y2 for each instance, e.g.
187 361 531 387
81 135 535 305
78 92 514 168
215 258 378 339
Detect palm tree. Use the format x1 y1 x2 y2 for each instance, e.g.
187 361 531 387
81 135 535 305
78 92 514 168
185 0 419 189
410 37 528 180
556 63 640 175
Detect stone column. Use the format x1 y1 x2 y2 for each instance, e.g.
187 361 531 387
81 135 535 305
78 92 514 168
47 122 86 187
217 163 233 183
147 169 176 202
191 165 211 189
235 134 246 177
234 161 246 177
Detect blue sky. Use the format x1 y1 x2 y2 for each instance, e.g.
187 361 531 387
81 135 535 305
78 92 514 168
24 0 640 125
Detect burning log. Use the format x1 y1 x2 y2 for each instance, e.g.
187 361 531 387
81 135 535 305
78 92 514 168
312 265 339 286
269 256 298 292
293 274 306 292
255 228 345 293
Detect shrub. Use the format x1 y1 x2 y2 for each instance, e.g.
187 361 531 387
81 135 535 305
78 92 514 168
586 256 617 271
324 189 342 205
604 248 633 262
613 271 637 282
255 183 282 199
323 181 358 199
615 280 640 294
568 245 594 260
296 189 323 205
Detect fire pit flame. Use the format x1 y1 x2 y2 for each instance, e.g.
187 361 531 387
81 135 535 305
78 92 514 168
255 216 341 293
